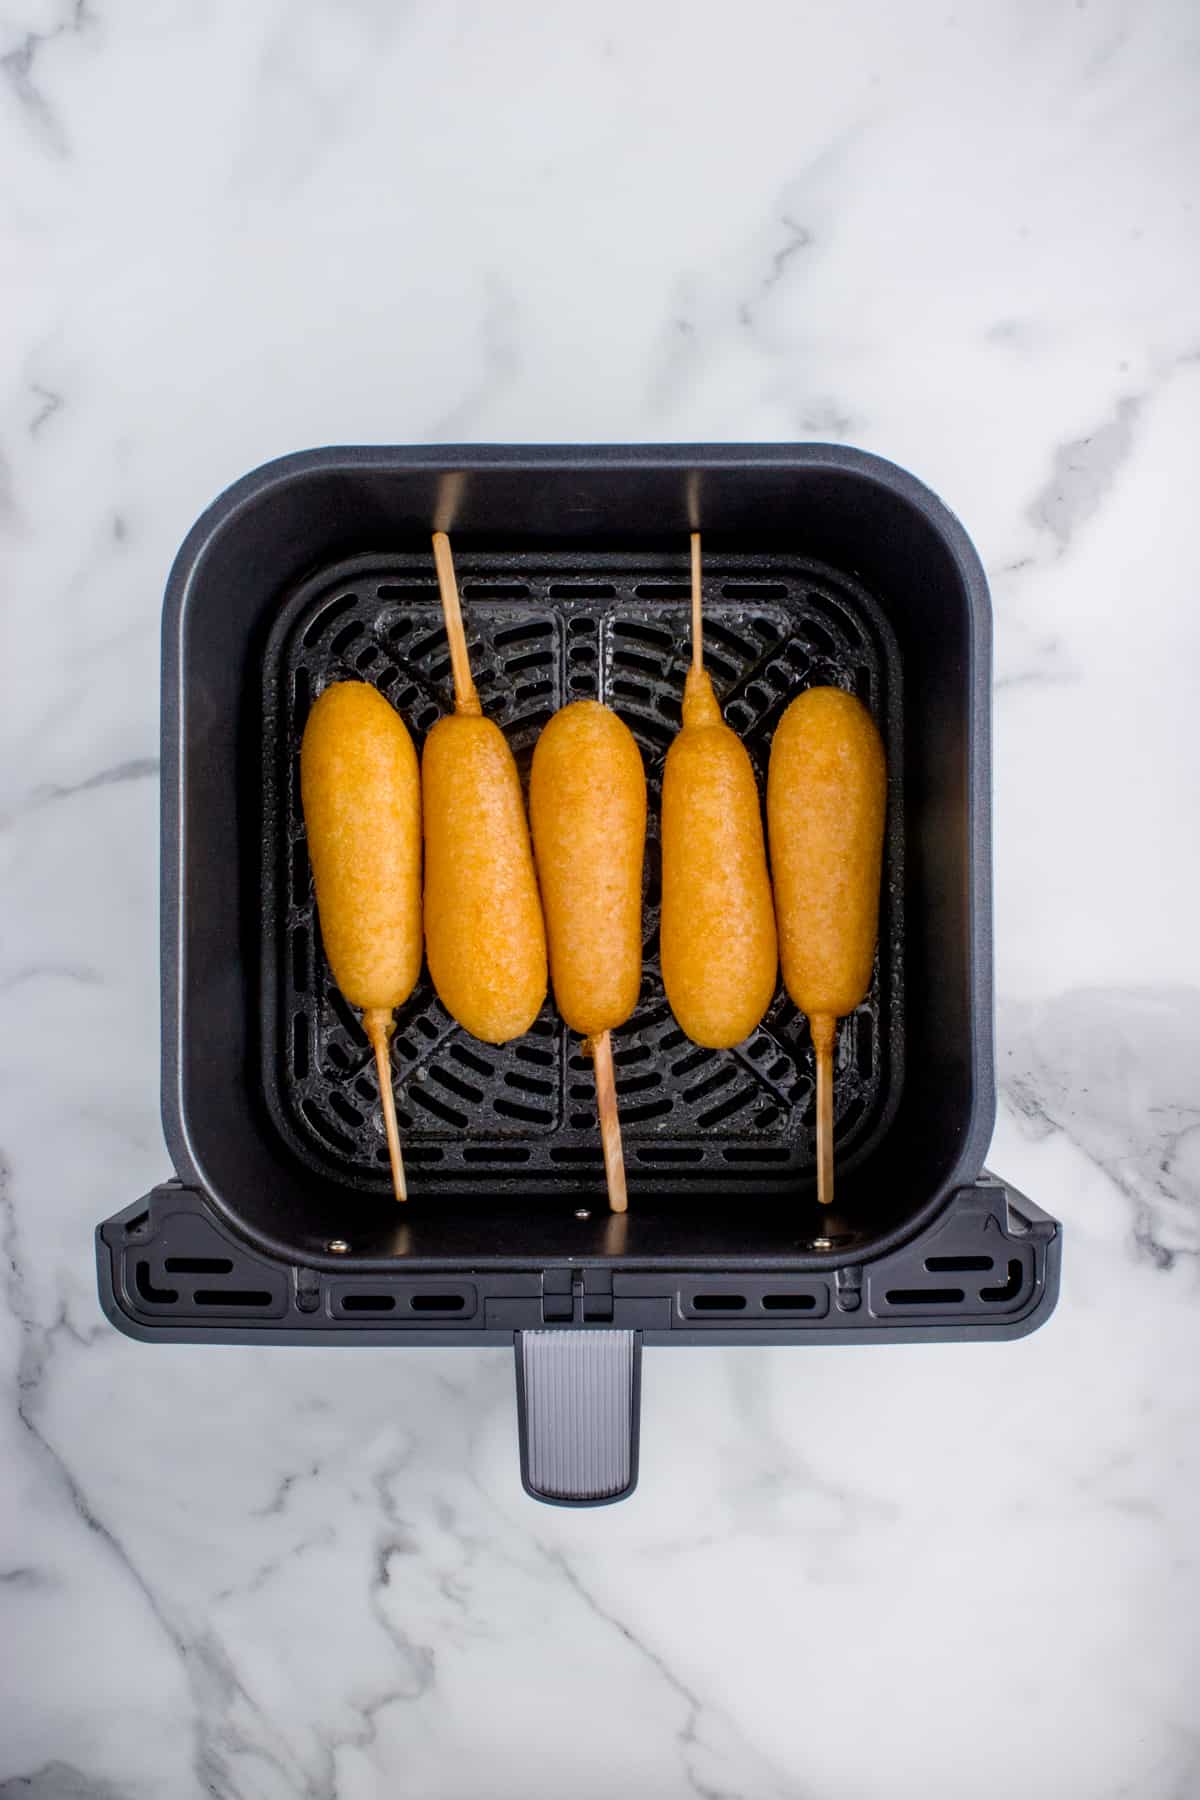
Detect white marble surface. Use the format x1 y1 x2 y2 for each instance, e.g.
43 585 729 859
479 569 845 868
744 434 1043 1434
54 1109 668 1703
2 1 1199 1794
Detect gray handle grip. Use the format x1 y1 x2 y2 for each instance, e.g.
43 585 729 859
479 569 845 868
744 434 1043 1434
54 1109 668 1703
515 1329 642 1505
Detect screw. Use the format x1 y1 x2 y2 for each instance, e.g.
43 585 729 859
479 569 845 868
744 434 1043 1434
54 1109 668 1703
811 1236 834 1251
574 1208 591 1220
327 1238 350 1255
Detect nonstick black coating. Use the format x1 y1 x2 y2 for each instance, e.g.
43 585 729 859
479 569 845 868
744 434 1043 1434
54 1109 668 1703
153 445 1000 1268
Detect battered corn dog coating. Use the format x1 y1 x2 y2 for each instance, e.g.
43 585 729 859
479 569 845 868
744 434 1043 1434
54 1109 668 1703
299 680 422 1012
661 668 777 1048
422 710 547 1044
767 686 886 1021
529 701 646 1037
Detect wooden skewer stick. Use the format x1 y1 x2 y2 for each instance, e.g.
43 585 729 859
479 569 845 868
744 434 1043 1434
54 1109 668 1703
432 531 481 715
811 1014 835 1207
603 1210 629 1255
589 1029 628 1214
690 530 704 675
364 1008 407 1203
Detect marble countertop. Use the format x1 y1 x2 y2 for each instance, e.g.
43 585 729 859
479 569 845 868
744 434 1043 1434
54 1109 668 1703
3 2 1198 1795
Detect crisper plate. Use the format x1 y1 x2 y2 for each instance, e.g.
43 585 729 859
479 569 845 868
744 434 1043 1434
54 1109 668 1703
261 548 904 1201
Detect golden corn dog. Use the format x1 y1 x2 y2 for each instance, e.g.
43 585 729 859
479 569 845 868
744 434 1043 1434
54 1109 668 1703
530 700 647 1213
424 533 547 1045
529 701 646 1036
661 535 777 1048
767 685 886 1206
423 711 547 1043
300 679 421 1200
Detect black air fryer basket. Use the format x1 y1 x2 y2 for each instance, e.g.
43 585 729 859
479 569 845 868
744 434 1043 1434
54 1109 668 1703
97 444 1061 1505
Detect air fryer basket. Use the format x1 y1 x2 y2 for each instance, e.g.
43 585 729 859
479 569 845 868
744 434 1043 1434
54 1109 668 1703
97 444 1061 1506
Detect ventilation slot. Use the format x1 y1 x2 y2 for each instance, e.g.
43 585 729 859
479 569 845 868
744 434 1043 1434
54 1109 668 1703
614 650 662 679
327 988 364 1042
463 583 530 600
686 1067 738 1104
926 1255 993 1273
723 1147 791 1163
193 1289 273 1307
301 1100 355 1153
291 839 311 906
613 1071 662 1097
494 1096 554 1124
302 593 356 646
691 1293 746 1312
885 1287 965 1306
981 1260 1024 1302
616 1097 673 1125
410 1294 466 1312
697 1086 758 1130
164 1257 234 1276
428 1066 484 1105
409 1086 468 1128
506 649 554 674
491 619 545 647
328 1092 364 1128
505 1072 555 1097
761 1293 818 1311
637 1146 703 1163
612 619 672 647
135 1262 178 1305
330 621 364 657
342 1294 396 1312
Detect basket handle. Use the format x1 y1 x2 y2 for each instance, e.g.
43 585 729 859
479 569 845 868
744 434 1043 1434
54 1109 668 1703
515 1329 642 1506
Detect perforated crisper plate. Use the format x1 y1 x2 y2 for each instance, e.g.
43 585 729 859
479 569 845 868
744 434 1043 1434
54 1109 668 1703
261 549 904 1200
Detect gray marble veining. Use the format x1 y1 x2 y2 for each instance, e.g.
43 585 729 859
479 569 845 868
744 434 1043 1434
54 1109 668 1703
2 0 1198 1794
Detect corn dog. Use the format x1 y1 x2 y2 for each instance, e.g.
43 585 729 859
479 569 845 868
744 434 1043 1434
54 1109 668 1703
424 533 547 1045
300 680 421 1201
530 700 646 1212
530 702 645 1036
767 685 886 1206
661 534 777 1048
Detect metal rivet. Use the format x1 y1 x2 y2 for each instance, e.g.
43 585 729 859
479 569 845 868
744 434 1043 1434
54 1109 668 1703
327 1239 350 1254
574 1208 591 1220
